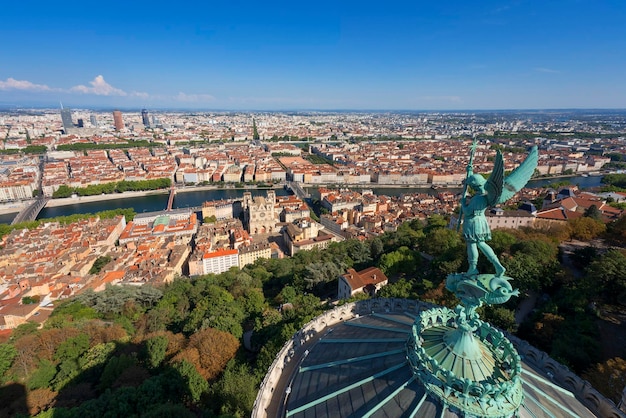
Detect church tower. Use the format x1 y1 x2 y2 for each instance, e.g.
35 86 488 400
245 191 277 235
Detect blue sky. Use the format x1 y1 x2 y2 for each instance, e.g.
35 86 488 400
1 0 625 110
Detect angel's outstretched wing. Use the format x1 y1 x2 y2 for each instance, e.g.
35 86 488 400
485 150 504 206
497 146 539 204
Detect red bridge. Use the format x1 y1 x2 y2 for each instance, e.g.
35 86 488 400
166 186 176 211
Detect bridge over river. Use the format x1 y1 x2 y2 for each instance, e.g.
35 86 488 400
286 181 310 200
11 197 50 225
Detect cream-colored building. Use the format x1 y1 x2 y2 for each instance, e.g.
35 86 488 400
238 242 271 267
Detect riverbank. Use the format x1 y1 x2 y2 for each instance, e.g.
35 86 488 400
45 189 170 208
43 184 284 208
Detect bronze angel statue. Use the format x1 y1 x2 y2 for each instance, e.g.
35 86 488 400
460 144 538 279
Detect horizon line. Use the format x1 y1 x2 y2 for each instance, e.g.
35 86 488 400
1 104 626 113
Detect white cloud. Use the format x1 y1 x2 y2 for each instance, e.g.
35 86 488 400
71 75 128 96
0 77 56 92
175 92 216 102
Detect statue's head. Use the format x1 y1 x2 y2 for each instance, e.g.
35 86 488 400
466 174 486 192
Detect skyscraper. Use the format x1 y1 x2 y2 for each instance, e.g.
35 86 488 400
60 107 73 133
141 109 150 127
113 110 124 131
90 115 98 127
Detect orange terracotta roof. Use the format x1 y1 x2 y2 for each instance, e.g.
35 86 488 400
342 267 388 290
102 270 125 283
203 248 238 259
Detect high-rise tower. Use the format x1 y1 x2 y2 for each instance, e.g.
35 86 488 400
113 110 124 131
60 106 73 133
141 109 150 127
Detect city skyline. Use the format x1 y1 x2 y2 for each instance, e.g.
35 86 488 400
1 1 625 110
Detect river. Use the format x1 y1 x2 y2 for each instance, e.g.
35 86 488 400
0 174 606 224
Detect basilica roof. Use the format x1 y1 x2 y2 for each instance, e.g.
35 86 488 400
282 312 609 418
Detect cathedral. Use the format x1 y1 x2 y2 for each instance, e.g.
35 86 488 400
243 190 277 235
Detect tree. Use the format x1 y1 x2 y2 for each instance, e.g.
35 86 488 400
54 333 90 363
22 295 40 305
502 239 560 292
489 230 517 255
77 284 162 318
584 249 626 303
479 306 517 333
142 403 195 418
12 321 40 339
424 214 448 233
89 255 112 274
276 285 297 304
46 301 98 327
370 237 384 260
0 343 17 383
173 327 239 380
390 222 425 249
212 360 258 417
377 278 414 299
26 387 56 416
11 334 38 379
583 357 626 404
568 217 606 241
584 204 603 221
379 246 419 276
605 214 626 245
78 342 116 370
420 227 461 256
144 335 169 368
303 261 344 290
172 359 208 404
27 360 57 390
52 185 74 198
521 312 564 353
99 355 137 390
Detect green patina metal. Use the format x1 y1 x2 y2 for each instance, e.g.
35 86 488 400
345 321 411 334
285 362 406 417
409 393 429 418
407 306 524 417
361 376 416 418
406 144 539 417
372 312 414 326
319 338 406 344
298 348 404 372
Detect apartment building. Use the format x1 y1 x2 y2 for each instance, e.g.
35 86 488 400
202 248 239 275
